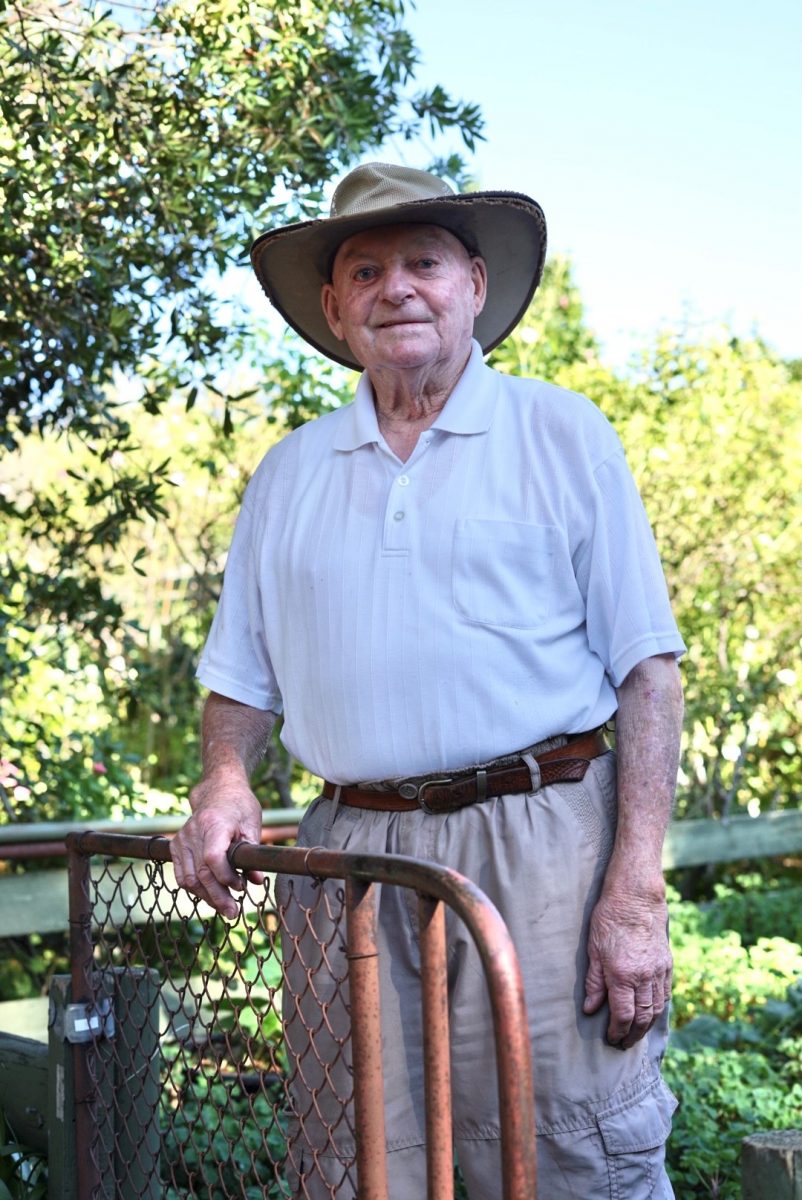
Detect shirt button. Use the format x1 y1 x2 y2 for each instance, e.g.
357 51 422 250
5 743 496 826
397 475 410 487
393 511 405 522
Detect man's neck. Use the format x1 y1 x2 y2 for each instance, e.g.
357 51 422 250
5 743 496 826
368 351 469 461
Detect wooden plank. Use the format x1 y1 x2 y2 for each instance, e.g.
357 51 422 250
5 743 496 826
663 809 802 870
0 869 69 937
0 997 49 1042
0 809 302 846
0 1031 49 1152
0 862 276 937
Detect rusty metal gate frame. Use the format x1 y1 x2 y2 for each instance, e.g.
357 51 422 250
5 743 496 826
66 831 537 1199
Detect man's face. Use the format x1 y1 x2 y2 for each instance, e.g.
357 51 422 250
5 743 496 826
321 224 487 377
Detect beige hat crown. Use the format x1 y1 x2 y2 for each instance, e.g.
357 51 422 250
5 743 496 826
250 161 547 370
330 162 454 219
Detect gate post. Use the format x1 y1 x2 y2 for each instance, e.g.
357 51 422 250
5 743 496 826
345 877 388 1200
47 976 77 1200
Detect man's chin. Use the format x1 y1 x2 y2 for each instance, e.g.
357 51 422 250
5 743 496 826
363 327 443 367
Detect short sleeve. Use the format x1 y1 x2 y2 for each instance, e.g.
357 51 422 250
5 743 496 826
575 449 685 686
196 498 283 712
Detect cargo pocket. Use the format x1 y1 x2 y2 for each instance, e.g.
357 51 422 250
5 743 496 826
597 1078 677 1199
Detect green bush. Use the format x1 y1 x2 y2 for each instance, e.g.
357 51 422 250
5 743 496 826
664 878 802 1199
668 881 802 1025
665 1034 802 1200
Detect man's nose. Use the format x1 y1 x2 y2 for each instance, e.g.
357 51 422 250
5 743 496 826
380 264 416 303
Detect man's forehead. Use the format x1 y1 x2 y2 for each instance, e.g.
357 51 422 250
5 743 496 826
334 223 466 262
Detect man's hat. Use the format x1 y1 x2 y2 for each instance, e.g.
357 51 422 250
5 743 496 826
250 161 547 370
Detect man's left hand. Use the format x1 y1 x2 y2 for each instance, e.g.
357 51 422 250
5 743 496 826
582 885 672 1049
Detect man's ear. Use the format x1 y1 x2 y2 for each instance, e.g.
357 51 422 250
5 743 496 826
471 256 488 317
321 283 345 340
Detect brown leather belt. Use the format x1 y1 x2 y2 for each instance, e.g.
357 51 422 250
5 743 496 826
322 729 607 815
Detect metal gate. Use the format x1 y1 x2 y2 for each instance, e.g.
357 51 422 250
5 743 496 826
64 831 536 1199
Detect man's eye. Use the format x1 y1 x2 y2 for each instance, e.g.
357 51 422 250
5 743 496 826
353 267 375 281
417 258 437 269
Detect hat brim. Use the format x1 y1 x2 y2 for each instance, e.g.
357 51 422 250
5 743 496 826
250 192 547 370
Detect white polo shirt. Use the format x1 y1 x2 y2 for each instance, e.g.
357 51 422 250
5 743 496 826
197 341 685 783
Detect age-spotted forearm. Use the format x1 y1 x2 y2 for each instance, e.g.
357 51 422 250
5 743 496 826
196 691 277 801
608 653 684 889
172 692 277 917
583 654 684 1047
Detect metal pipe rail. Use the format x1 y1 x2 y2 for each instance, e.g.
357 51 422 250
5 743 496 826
66 830 537 1200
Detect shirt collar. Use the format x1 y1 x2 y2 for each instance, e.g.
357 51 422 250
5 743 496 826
430 340 497 435
332 339 497 452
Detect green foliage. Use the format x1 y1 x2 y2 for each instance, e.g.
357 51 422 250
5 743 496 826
561 336 801 818
488 255 600 380
663 878 802 1199
665 1033 802 1200
162 1071 290 1198
0 931 70 1001
668 878 802 1025
0 0 482 438
0 0 482 820
623 337 802 820
0 388 322 818
698 872 802 947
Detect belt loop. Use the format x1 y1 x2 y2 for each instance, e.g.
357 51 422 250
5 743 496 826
323 784 342 843
475 769 487 803
520 752 542 794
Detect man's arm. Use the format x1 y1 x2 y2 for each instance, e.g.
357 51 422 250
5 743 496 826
583 653 683 1048
171 691 277 918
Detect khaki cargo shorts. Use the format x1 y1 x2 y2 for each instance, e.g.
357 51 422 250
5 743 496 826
277 750 677 1199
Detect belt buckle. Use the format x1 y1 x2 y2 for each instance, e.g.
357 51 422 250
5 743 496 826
412 777 454 815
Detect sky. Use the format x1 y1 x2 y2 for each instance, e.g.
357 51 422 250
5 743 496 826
385 0 802 368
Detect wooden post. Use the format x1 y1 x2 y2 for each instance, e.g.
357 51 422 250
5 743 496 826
0 1032 49 1153
742 1130 802 1199
47 976 77 1200
48 968 163 1199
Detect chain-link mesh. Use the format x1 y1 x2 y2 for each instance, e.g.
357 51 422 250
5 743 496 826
65 832 536 1200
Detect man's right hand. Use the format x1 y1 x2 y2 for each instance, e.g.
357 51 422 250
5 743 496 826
171 773 264 919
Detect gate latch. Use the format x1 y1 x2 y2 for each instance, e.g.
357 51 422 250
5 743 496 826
64 997 115 1043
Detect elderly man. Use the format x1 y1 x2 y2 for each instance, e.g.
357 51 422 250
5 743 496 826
172 161 685 1199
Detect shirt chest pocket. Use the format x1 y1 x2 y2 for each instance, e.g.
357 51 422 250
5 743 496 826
453 520 557 629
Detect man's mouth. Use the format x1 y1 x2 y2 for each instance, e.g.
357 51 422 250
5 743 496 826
376 318 430 328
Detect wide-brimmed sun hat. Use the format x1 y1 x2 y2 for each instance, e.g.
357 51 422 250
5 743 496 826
250 161 547 370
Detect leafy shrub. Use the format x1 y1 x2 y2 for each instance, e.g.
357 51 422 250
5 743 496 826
161 1070 290 1199
702 873 802 946
665 1035 802 1200
664 881 802 1199
668 883 802 1025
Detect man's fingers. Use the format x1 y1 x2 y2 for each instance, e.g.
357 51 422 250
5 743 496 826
171 825 245 919
195 863 241 920
608 980 670 1049
171 789 265 919
583 956 607 1015
605 981 635 1046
